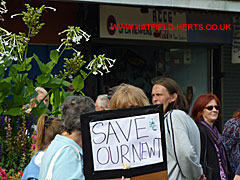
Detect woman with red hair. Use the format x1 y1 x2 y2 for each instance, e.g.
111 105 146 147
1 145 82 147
191 94 233 180
222 109 240 178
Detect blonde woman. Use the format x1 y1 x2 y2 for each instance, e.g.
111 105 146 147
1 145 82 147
109 83 150 180
109 83 149 110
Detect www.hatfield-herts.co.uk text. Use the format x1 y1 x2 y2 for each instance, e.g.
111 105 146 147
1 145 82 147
110 24 232 31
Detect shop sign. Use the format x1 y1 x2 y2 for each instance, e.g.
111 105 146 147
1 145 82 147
232 16 240 63
187 13 232 44
100 5 187 42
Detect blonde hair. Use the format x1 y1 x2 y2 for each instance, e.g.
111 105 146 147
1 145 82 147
109 83 149 110
35 87 48 94
35 114 62 153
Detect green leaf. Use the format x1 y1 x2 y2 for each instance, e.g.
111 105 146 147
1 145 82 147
37 74 51 84
42 64 50 74
26 64 32 71
52 88 61 108
2 77 12 83
32 106 47 118
33 53 44 72
72 75 84 92
46 61 55 73
42 78 63 88
0 93 4 104
5 59 12 67
12 64 24 72
0 66 5 76
0 82 11 92
9 66 17 82
25 56 34 64
25 86 35 99
50 50 59 64
34 54 50 74
50 92 54 105
62 80 71 87
60 87 70 102
80 70 88 79
26 78 35 97
4 107 22 116
13 95 25 106
26 78 34 87
0 106 3 115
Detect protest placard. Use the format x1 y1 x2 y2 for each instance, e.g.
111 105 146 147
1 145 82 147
81 104 167 180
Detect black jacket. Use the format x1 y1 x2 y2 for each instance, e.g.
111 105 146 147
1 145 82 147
198 123 233 180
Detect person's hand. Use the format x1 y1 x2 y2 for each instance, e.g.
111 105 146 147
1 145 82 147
200 174 207 180
234 175 240 180
121 176 130 180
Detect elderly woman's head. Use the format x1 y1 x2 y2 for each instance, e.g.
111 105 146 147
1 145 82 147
61 95 95 134
35 87 49 107
96 94 109 111
109 83 150 110
28 87 49 112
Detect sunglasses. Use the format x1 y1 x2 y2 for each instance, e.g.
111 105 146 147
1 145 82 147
205 105 220 111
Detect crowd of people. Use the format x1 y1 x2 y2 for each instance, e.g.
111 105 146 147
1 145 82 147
21 77 239 180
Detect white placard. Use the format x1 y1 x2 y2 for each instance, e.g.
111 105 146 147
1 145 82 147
89 113 163 171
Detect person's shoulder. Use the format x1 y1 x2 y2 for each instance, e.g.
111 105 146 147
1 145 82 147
34 151 44 166
172 109 187 116
170 109 196 126
53 144 82 167
197 123 208 134
222 118 240 136
171 109 190 121
224 117 240 127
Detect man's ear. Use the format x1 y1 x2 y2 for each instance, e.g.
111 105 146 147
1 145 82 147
170 93 178 103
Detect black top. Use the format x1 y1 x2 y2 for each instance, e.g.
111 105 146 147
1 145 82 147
198 123 233 180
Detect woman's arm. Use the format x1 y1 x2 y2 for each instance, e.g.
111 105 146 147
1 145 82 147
222 120 237 158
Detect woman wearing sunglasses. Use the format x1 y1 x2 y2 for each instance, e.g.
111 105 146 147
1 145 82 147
191 94 233 180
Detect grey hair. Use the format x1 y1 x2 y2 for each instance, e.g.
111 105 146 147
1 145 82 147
96 94 109 109
61 95 95 133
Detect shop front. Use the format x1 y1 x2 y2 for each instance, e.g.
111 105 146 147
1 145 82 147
93 4 234 129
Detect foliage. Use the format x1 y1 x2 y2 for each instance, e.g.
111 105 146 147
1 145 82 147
0 167 23 180
0 0 115 177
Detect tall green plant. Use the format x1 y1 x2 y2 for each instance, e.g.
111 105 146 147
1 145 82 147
0 1 116 173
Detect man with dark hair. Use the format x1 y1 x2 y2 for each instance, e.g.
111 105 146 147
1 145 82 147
39 96 95 180
150 77 204 180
